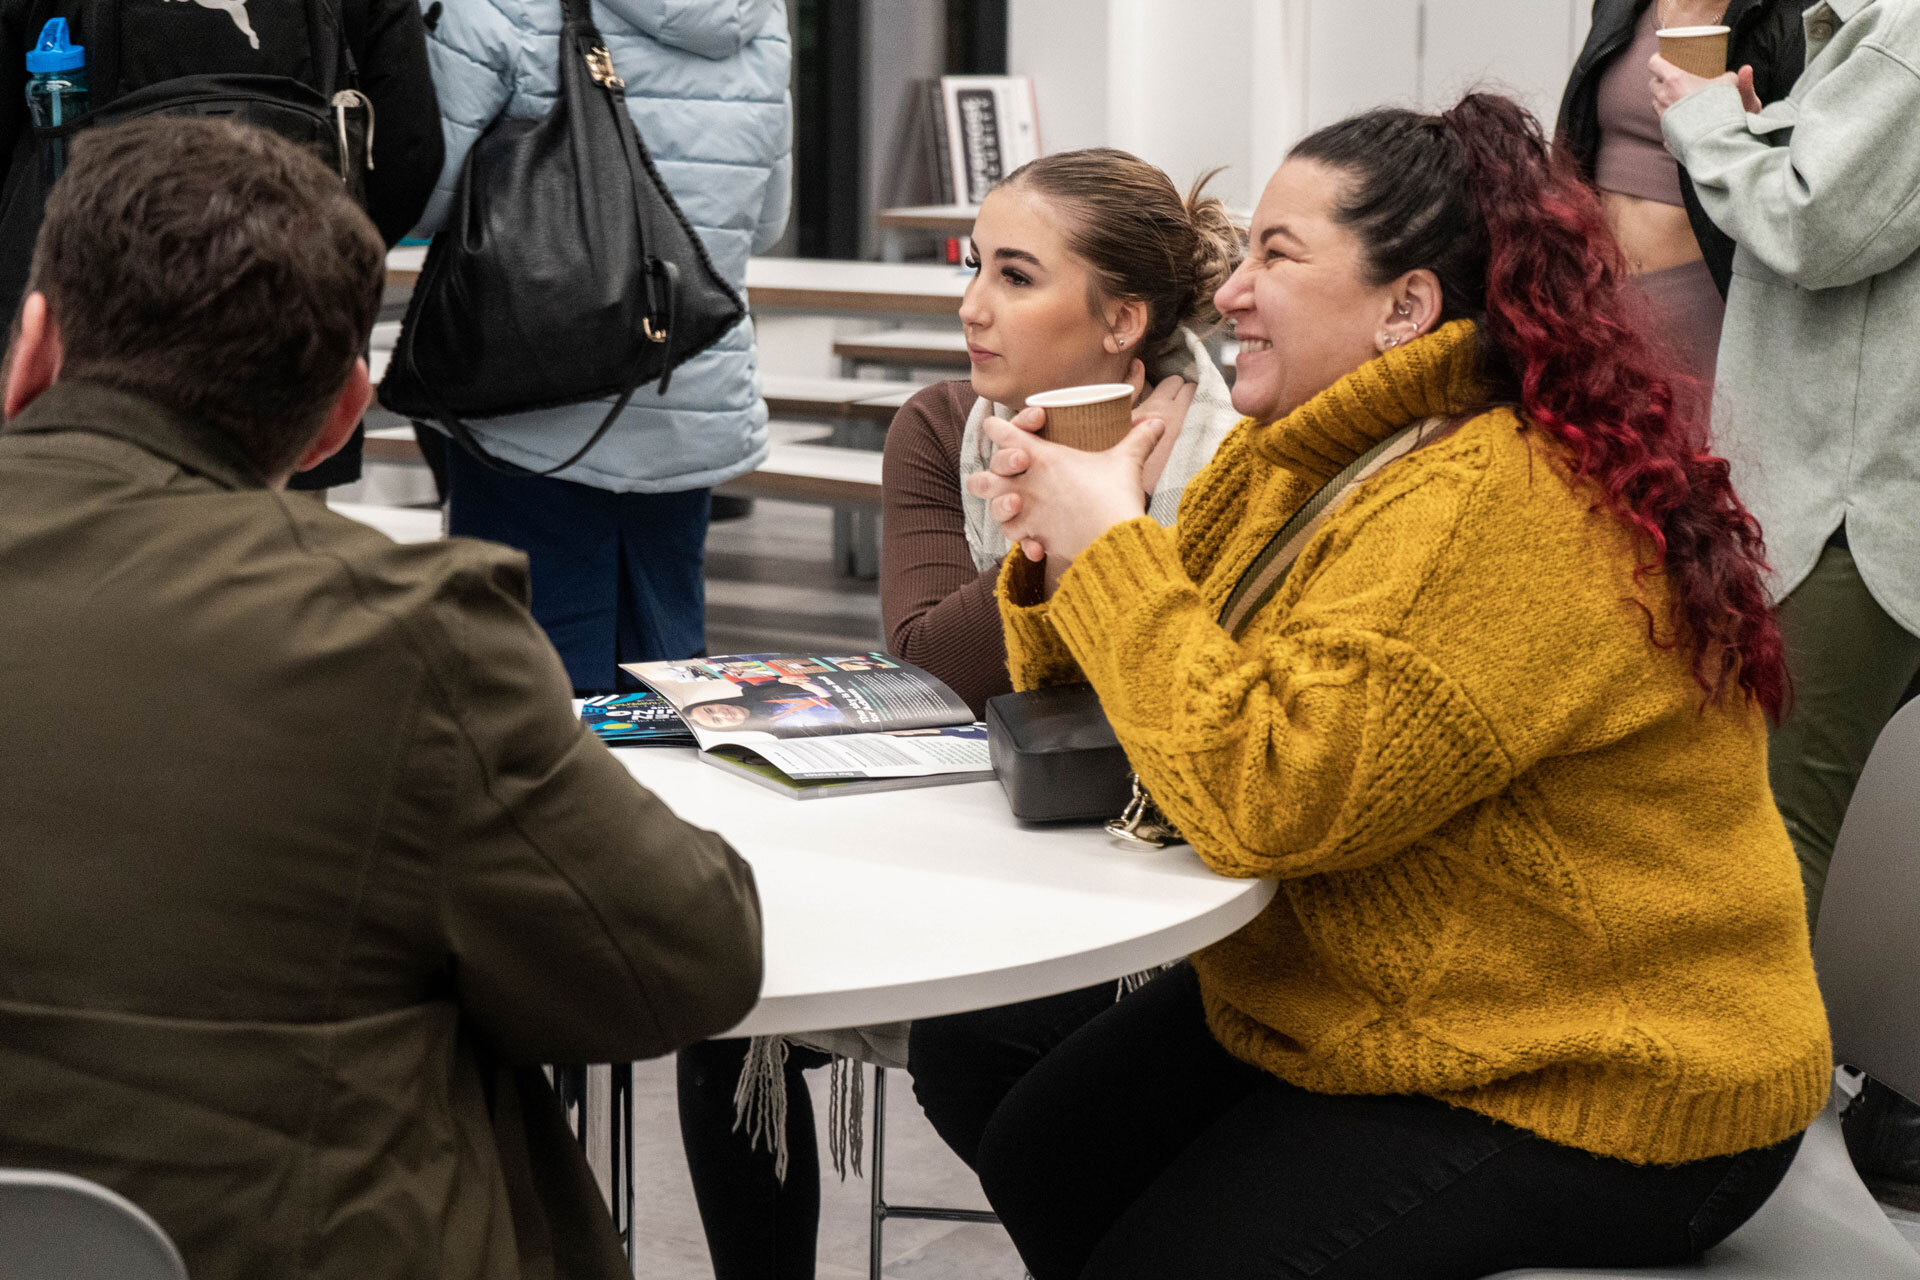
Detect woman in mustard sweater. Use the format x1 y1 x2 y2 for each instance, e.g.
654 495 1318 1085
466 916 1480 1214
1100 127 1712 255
963 94 1829 1279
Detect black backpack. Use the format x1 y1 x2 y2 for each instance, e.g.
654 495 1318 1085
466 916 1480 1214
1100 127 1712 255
0 0 373 312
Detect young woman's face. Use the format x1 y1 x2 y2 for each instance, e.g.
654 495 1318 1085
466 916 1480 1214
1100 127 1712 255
958 185 1134 409
1215 158 1400 423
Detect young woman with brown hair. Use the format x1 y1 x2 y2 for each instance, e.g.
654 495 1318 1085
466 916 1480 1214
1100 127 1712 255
674 148 1244 1280
880 147 1249 1169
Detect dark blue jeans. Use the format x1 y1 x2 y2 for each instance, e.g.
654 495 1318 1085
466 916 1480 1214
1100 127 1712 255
971 966 1801 1280
445 446 710 693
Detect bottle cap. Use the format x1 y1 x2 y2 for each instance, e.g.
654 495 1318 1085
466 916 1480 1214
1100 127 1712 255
28 19 84 74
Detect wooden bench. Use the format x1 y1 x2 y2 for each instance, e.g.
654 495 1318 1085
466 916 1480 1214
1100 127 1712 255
364 423 425 463
351 424 882 575
361 419 832 467
329 500 443 543
715 441 883 508
359 435 882 509
760 374 927 425
833 328 970 373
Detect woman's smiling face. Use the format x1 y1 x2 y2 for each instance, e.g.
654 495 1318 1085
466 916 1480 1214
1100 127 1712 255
958 185 1137 409
1214 158 1402 423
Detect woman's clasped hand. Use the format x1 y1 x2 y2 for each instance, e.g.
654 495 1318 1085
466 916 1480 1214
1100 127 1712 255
967 407 1165 580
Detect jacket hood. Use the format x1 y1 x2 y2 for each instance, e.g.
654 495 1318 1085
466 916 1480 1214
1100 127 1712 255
602 0 776 59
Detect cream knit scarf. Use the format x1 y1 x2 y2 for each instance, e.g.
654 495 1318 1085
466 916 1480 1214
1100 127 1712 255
958 327 1240 571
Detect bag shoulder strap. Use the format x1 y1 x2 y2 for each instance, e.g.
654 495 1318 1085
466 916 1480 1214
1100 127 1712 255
1216 415 1458 640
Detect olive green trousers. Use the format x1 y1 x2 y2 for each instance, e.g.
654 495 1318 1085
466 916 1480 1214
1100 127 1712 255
1769 530 1920 927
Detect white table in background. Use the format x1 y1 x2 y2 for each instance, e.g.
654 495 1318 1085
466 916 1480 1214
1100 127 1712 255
610 746 1274 1038
876 203 979 262
745 257 971 320
385 244 426 287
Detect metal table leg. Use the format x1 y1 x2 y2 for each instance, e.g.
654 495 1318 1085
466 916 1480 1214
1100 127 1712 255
867 1067 1000 1280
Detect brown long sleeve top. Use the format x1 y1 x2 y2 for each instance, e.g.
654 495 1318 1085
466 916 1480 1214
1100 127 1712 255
880 380 1012 718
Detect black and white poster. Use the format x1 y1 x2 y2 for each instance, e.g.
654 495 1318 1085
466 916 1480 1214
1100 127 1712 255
940 76 1041 207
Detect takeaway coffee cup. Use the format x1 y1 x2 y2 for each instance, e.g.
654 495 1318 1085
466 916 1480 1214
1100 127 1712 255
1026 383 1137 451
1657 25 1732 79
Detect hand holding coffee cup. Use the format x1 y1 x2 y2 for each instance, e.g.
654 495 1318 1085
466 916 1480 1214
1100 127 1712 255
1649 48 1759 118
970 406 1167 579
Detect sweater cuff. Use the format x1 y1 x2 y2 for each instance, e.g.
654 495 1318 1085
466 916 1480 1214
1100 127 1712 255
1047 516 1190 674
1661 82 1748 163
995 549 1078 690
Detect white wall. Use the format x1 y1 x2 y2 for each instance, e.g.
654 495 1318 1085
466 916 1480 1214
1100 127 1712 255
864 0 946 256
1009 0 1111 155
1106 0 1256 208
1010 0 1596 202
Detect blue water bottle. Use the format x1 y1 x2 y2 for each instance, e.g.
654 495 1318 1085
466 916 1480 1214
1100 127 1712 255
25 19 86 185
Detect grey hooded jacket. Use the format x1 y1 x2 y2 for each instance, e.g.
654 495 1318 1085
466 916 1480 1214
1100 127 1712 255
415 0 792 492
1662 0 1920 635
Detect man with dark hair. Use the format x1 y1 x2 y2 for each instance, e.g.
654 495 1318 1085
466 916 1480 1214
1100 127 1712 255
0 117 763 1280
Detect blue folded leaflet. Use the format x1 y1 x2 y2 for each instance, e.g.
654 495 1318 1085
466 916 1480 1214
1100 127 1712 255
581 691 695 746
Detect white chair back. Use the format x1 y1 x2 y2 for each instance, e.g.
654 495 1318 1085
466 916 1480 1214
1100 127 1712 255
1813 696 1920 1102
0 1169 188 1280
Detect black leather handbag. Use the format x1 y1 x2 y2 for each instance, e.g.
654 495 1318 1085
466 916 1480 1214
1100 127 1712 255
380 0 744 476
985 683 1133 824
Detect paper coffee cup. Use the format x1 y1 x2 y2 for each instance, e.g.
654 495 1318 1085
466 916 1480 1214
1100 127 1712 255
1026 383 1136 451
1657 25 1731 79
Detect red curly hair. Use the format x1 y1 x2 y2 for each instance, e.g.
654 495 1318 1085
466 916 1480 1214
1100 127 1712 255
1291 93 1786 718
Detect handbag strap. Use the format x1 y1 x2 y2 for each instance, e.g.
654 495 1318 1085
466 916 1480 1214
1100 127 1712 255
1216 415 1455 640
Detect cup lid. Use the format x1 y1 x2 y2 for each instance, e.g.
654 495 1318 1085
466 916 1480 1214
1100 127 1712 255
1656 24 1731 36
1026 383 1136 408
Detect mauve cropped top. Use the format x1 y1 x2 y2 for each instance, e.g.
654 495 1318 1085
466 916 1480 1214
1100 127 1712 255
1594 4 1685 206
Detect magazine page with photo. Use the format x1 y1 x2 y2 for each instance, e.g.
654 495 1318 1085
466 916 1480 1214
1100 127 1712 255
612 653 994 798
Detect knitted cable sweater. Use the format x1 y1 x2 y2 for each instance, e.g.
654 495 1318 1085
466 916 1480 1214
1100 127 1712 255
998 320 1830 1165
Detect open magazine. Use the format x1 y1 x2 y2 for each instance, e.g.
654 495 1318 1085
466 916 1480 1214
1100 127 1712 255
615 652 993 798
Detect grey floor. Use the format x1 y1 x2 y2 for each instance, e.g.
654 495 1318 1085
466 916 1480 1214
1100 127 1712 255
627 1056 1025 1280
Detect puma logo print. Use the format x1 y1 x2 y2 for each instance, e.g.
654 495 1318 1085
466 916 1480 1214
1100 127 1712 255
163 0 260 50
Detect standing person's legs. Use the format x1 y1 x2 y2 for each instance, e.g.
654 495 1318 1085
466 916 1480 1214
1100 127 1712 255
613 486 712 668
445 447 624 693
1774 533 1920 1201
907 980 1137 1171
1768 529 1920 925
975 967 1797 1280
677 1039 832 1280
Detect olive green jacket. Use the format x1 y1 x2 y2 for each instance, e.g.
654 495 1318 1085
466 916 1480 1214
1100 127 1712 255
0 381 764 1280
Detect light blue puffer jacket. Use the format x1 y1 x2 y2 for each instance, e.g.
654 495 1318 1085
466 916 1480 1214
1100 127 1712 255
414 0 791 492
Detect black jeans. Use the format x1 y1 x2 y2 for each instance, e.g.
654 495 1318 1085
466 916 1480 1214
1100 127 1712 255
909 979 1123 1170
974 966 1802 1280
676 1038 832 1280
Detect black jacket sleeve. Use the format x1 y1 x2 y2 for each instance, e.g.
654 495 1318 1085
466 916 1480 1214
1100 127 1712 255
0 0 36 220
345 0 442 246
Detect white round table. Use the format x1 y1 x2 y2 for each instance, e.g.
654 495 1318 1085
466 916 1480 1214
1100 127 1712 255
611 747 1276 1038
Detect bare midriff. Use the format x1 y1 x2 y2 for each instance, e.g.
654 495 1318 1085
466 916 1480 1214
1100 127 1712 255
1602 190 1705 275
